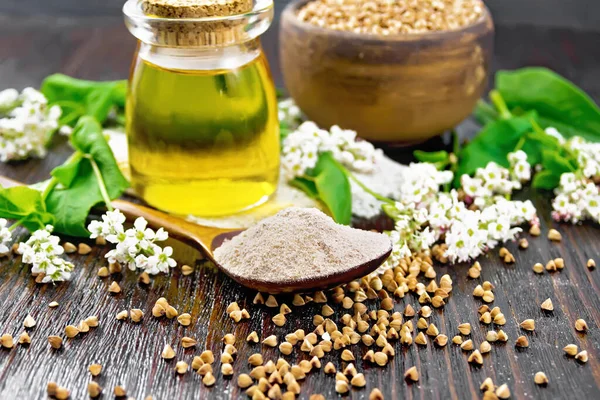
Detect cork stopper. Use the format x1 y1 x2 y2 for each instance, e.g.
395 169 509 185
139 0 255 46
141 0 253 18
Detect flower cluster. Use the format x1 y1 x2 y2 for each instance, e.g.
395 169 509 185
0 87 61 162
508 150 532 183
552 173 600 224
565 136 600 179
17 225 73 283
398 162 453 206
281 121 382 181
0 219 12 254
382 162 538 265
461 154 530 209
278 98 303 130
541 128 600 225
88 210 176 274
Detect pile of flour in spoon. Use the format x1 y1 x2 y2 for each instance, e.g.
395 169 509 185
214 207 391 284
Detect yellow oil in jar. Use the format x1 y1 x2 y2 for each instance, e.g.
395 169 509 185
126 52 280 216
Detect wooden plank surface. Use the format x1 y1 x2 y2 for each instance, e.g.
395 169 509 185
0 15 600 400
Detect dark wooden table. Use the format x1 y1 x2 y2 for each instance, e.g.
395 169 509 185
1 14 600 400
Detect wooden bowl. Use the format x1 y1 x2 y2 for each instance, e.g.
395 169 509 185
279 0 495 144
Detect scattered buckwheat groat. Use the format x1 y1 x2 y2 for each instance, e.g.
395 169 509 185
548 229 562 242
575 350 589 363
575 318 588 332
534 372 548 385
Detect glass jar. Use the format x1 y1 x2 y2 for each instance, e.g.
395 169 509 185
123 0 279 217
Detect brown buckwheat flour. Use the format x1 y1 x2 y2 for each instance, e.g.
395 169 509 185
214 207 391 284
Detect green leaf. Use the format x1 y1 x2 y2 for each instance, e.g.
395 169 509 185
497 67 600 142
541 150 575 175
289 177 319 199
0 186 55 231
297 153 352 225
41 74 127 126
521 134 558 166
45 163 102 236
68 117 130 198
50 153 84 187
45 117 129 236
111 81 128 108
85 87 119 123
413 150 449 165
532 170 560 190
310 153 352 225
530 150 575 191
473 99 500 125
280 121 291 142
454 114 535 186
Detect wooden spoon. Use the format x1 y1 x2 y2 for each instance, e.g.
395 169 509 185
0 175 392 293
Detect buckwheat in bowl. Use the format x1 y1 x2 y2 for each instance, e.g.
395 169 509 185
280 0 494 144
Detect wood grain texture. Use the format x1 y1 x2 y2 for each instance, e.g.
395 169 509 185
0 15 600 400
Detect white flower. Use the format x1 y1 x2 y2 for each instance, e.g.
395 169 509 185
127 217 157 250
461 175 491 199
444 209 489 263
278 98 302 129
0 89 19 110
381 168 538 266
89 209 126 244
134 254 149 270
410 227 436 251
0 87 61 162
552 172 600 224
475 162 518 195
18 225 73 283
512 160 531 182
58 125 73 136
508 150 527 163
508 151 531 183
146 245 177 274
398 162 452 207
281 121 382 180
0 218 12 254
88 211 175 274
565 136 600 179
155 228 168 241
545 127 566 144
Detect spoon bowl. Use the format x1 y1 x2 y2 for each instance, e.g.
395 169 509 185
0 175 392 293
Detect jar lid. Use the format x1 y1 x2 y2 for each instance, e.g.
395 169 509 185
141 0 253 18
124 0 273 47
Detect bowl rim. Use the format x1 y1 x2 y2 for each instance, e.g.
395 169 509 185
281 0 493 42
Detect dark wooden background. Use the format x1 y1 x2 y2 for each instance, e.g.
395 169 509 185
1 1 600 399
2 0 600 30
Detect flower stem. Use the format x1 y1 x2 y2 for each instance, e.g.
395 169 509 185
489 90 512 120
530 118 546 136
513 136 526 152
8 219 22 232
41 177 58 202
452 130 460 156
85 154 113 211
345 170 395 205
